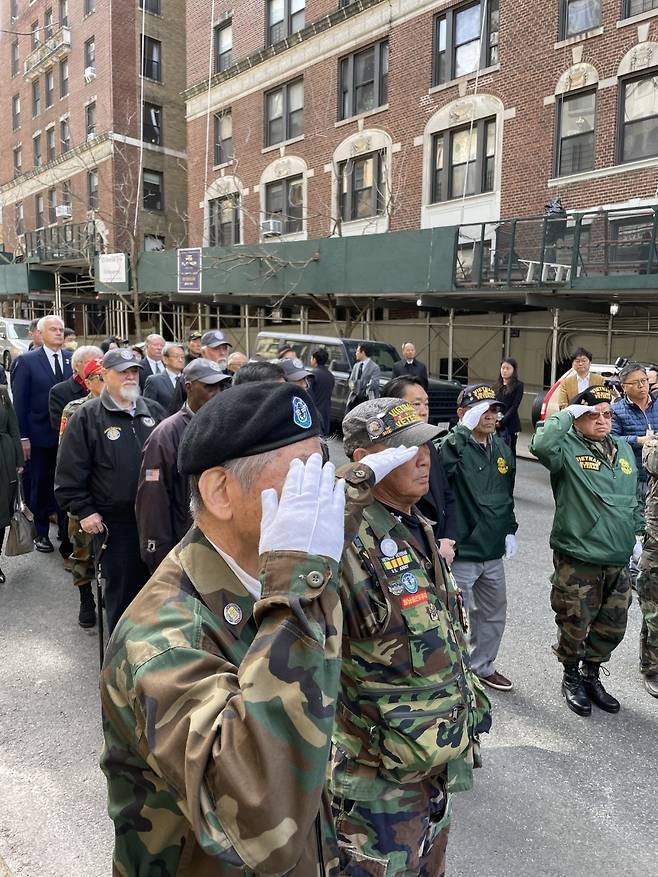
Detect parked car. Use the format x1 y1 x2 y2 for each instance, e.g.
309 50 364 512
0 318 32 370
531 362 621 427
253 331 463 431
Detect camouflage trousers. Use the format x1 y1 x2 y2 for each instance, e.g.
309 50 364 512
550 552 631 665
331 772 450 877
637 534 658 675
67 514 95 588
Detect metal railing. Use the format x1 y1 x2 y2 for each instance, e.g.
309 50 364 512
24 27 71 79
24 221 97 263
454 205 658 288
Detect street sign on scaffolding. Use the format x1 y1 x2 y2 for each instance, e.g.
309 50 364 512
177 247 202 293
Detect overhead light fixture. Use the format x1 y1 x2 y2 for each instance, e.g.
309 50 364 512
416 297 423 307
609 302 619 316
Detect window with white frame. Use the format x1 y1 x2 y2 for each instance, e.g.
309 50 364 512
46 126 56 162
35 193 45 228
45 69 54 107
12 95 20 130
431 117 495 202
33 133 42 168
338 151 386 221
209 195 241 246
560 0 601 39
433 1 499 87
619 73 658 162
60 59 69 97
555 90 595 176
339 41 388 120
214 110 233 164
88 170 99 210
48 188 57 224
265 176 303 234
265 79 303 146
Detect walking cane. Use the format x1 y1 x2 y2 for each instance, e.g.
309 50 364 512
94 523 109 668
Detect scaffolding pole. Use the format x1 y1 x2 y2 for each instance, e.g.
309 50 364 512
550 308 560 386
448 308 455 381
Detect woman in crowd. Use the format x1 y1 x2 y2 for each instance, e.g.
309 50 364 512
494 357 524 456
0 385 24 583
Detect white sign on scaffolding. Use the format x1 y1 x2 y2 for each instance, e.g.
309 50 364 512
98 253 127 285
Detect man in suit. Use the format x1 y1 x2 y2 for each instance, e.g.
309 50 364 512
49 345 103 433
138 333 166 390
143 342 185 410
346 342 381 412
11 315 73 552
309 347 335 434
391 341 429 390
557 347 605 409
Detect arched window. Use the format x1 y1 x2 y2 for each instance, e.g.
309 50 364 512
204 176 243 247
617 43 658 164
554 63 599 177
332 129 392 236
260 156 308 240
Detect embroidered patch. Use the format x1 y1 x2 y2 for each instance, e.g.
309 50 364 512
497 456 509 475
620 458 632 475
224 603 243 625
382 550 413 573
145 468 160 481
388 581 405 596
292 395 312 429
380 537 398 558
400 590 428 609
143 417 156 428
119 349 134 360
426 602 439 622
401 572 419 594
576 454 602 471
104 426 121 441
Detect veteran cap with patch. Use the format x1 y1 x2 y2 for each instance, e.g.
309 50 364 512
456 383 506 411
571 384 615 407
201 329 233 349
182 358 232 385
102 348 144 372
277 357 311 383
178 382 320 475
342 397 440 457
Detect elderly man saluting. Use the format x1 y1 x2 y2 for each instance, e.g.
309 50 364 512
530 385 641 716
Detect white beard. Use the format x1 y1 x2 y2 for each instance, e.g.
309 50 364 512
119 384 141 403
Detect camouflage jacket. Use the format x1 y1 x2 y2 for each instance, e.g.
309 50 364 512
642 439 658 537
100 527 343 877
330 478 492 800
58 391 92 441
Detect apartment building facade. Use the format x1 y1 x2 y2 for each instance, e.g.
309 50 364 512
0 0 187 283
182 0 658 251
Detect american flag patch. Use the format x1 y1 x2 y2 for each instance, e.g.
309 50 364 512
145 469 160 482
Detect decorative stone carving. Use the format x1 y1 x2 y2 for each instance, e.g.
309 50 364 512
555 63 599 95
350 134 372 155
273 159 293 178
618 42 658 77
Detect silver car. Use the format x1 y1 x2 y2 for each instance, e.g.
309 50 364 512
0 318 32 370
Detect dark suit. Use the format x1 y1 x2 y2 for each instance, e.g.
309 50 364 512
309 366 335 434
417 442 457 541
49 376 88 432
11 346 73 537
143 370 178 410
138 357 161 390
391 358 429 390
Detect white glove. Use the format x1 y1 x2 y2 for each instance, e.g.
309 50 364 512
632 539 643 562
358 445 419 485
259 453 346 562
505 534 518 559
462 401 492 430
565 404 597 419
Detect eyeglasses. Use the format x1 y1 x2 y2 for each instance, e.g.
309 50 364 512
622 377 649 387
583 410 612 420
87 375 103 382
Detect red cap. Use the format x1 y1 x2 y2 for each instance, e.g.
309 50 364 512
83 357 103 379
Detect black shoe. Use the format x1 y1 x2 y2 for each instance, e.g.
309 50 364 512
644 673 658 699
581 662 620 713
78 583 96 628
561 664 591 716
34 536 54 553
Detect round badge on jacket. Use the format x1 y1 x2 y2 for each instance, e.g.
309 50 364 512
104 426 121 441
224 603 242 625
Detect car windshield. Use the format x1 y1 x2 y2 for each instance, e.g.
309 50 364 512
344 341 400 373
7 323 30 340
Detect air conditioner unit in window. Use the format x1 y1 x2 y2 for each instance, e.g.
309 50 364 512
55 204 72 219
86 132 96 142
83 66 96 83
261 218 283 237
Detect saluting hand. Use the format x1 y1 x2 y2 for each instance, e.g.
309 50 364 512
358 445 419 484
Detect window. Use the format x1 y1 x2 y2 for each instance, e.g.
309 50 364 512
88 170 98 210
11 0 18 22
46 126 56 162
11 42 19 78
15 202 24 237
620 74 658 162
555 90 595 176
267 0 305 45
143 102 162 145
214 110 232 164
44 8 54 39
265 79 303 145
560 0 601 39
265 176 303 234
13 145 22 178
214 22 232 73
143 169 164 210
141 36 161 81
139 0 161 12
48 188 57 224
144 234 165 251
12 95 21 131
209 195 241 246
84 37 95 69
339 41 388 120
431 117 496 202
433 1 499 87
31 22 40 51
62 179 72 206
338 151 385 221
59 0 68 26
35 193 44 229
33 134 42 167
45 69 54 107
84 0 95 15
32 79 40 117
60 59 69 97
625 0 658 15
85 101 96 138
60 118 70 153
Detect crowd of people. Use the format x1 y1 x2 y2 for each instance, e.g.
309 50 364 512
1 318 656 875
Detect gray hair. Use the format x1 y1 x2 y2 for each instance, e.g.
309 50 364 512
163 342 185 357
227 351 247 365
36 315 64 332
620 361 646 383
71 344 102 369
189 450 279 519
145 333 164 344
402 341 416 349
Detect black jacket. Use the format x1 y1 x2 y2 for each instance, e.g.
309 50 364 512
143 370 178 411
416 442 457 541
135 407 193 573
55 391 165 521
391 358 429 390
48 375 88 432
309 366 335 434
495 381 524 435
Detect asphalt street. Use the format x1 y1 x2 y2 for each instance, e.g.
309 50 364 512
0 453 656 876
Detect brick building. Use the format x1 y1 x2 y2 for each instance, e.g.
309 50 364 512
183 0 658 248
0 0 187 331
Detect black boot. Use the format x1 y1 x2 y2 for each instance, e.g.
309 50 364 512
581 662 620 713
561 663 591 716
78 583 96 628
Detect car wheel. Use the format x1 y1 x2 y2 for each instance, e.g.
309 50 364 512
2 352 11 371
531 392 546 428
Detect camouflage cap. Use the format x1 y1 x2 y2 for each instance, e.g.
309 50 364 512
456 383 506 411
571 384 614 407
343 397 440 457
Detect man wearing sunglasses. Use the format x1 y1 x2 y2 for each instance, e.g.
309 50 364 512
530 385 641 717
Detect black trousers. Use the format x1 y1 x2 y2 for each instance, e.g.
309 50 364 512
29 445 58 537
98 518 150 634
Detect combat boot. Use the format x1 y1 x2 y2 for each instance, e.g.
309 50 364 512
78 582 96 628
561 663 591 716
581 662 620 713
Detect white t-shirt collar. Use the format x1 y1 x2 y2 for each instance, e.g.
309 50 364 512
206 537 261 600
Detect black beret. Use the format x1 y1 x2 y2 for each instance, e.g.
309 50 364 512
571 384 614 406
178 382 320 474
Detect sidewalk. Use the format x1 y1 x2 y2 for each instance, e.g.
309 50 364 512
516 431 536 461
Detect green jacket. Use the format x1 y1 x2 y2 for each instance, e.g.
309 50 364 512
530 410 642 565
437 425 517 562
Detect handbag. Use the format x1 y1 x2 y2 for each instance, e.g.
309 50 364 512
5 474 36 556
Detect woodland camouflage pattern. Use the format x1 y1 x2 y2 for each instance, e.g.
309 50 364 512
60 394 94 587
638 441 658 675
